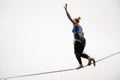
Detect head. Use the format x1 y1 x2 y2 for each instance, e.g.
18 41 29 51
74 16 81 23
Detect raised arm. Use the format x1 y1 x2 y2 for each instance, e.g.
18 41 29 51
64 4 76 25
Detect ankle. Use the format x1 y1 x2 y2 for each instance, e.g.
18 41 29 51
76 64 84 69
80 64 84 68
88 57 92 60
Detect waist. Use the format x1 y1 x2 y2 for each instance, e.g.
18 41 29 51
74 32 85 39
74 32 84 36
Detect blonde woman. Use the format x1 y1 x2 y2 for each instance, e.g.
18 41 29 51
64 4 95 69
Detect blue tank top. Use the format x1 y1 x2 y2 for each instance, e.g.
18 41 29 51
72 24 83 34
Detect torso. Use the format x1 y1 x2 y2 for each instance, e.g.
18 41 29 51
72 23 85 45
72 23 83 34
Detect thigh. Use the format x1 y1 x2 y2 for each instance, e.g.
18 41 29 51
74 41 84 54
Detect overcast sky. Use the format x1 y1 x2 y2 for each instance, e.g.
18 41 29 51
0 0 120 80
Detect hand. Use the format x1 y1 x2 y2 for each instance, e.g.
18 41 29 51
64 3 67 9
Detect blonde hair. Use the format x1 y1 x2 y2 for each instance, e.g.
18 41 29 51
78 17 81 20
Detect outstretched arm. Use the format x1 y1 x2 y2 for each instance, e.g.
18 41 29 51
64 4 76 24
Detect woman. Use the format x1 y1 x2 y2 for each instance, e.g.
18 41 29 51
64 4 95 69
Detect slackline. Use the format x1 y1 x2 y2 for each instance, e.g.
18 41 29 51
0 51 120 80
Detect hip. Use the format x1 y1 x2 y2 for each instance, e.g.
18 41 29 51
73 32 86 45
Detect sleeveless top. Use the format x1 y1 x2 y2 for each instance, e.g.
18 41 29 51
72 23 86 45
72 23 83 34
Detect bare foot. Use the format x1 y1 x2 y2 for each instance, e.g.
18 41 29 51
88 58 96 66
76 64 84 69
88 58 92 66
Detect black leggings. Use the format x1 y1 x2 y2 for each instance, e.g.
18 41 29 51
74 41 89 64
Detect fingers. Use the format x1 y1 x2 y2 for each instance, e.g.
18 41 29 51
65 3 67 7
64 3 68 9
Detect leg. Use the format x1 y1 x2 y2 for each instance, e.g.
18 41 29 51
77 42 89 59
77 42 95 66
75 52 82 64
81 52 96 66
76 36 96 66
74 41 84 69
